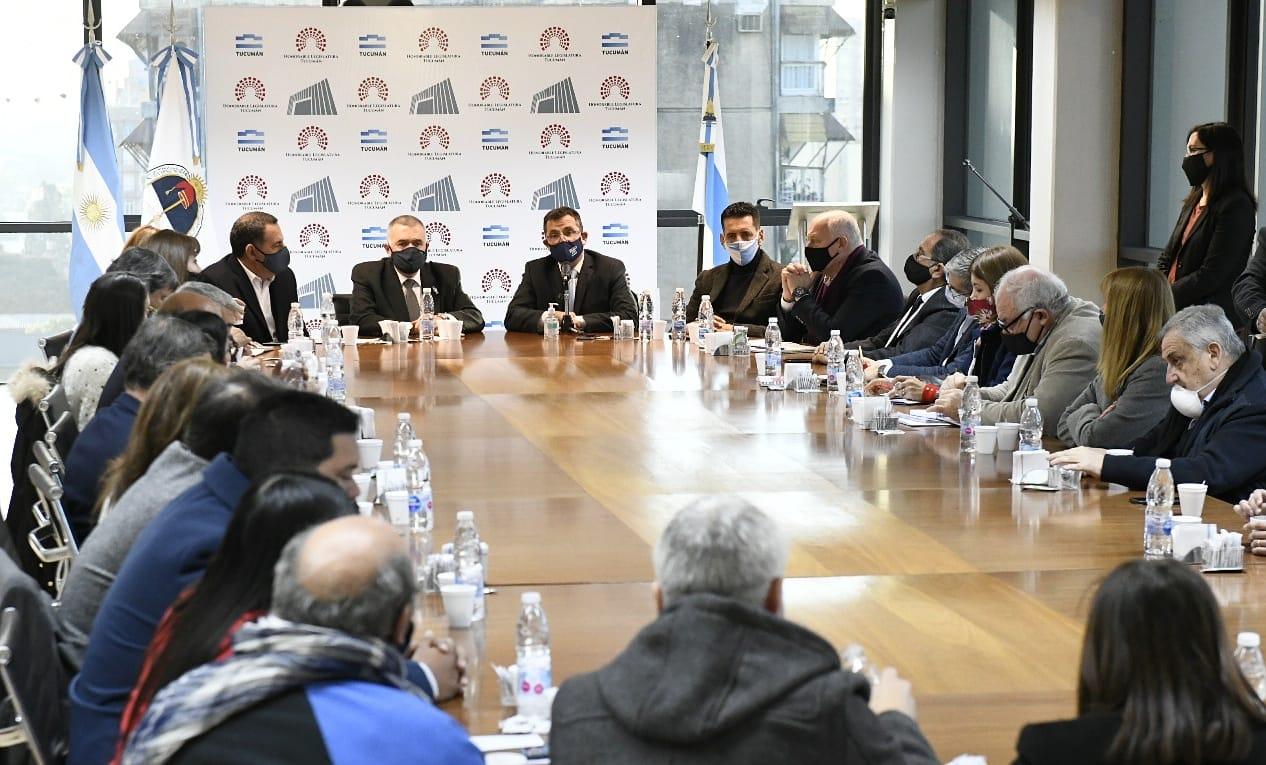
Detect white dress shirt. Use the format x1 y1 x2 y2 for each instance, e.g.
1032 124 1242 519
236 258 276 340
884 288 937 348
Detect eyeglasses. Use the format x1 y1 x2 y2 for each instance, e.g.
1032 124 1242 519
1000 307 1034 334
544 229 581 245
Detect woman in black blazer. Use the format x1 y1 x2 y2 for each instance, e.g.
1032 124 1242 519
1013 559 1266 765
1156 122 1257 329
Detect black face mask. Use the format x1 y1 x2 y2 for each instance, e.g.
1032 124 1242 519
258 245 290 275
1000 310 1040 355
804 238 839 272
903 253 933 286
1182 153 1211 188
392 246 427 274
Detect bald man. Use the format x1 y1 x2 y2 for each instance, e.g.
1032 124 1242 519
121 516 483 764
778 210 903 345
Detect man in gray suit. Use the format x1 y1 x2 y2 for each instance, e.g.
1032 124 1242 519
685 201 783 338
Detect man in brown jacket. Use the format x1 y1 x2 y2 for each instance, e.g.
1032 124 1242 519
685 202 783 338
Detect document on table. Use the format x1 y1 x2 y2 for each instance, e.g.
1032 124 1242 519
897 409 958 427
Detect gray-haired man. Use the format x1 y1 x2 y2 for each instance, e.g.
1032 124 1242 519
550 497 938 765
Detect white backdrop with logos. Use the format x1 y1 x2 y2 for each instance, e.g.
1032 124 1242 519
202 6 657 326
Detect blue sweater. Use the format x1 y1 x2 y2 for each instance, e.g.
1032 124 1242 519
62 393 140 543
68 454 251 765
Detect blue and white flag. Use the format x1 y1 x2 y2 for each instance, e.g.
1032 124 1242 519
70 40 124 317
144 43 218 252
691 41 729 268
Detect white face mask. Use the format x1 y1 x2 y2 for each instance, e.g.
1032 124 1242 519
725 239 759 266
1169 367 1228 418
945 287 968 309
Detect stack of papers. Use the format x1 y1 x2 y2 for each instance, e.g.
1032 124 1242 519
896 409 957 428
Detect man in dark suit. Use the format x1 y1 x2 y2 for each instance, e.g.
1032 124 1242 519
349 214 484 337
778 210 903 345
504 206 638 334
199 211 298 344
844 228 969 355
685 201 783 338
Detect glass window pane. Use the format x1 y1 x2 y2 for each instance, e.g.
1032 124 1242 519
964 0 1017 222
0 233 76 378
1147 0 1228 248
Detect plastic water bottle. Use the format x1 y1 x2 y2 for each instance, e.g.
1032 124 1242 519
671 288 687 341
320 291 336 323
764 318 782 376
844 350 864 407
697 295 714 341
824 330 845 392
1018 397 1043 451
323 320 346 402
543 302 560 339
1236 632 1266 700
731 325 749 357
393 412 416 466
454 510 485 621
638 290 654 341
405 439 433 532
1144 458 1175 558
959 376 981 453
420 287 435 341
286 302 305 341
515 592 552 719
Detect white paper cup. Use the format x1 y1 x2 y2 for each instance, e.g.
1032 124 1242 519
340 325 359 345
1177 483 1208 518
441 583 477 629
687 323 701 344
438 318 462 341
975 425 998 454
383 490 410 526
396 321 414 341
356 501 375 517
995 422 1021 451
436 571 457 588
784 362 812 383
291 337 314 354
652 319 667 340
352 473 372 501
356 438 383 470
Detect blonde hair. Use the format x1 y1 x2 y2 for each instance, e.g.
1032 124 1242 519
124 225 159 250
1099 267 1175 402
95 358 230 518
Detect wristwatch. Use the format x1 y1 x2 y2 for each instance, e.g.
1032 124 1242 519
791 286 811 303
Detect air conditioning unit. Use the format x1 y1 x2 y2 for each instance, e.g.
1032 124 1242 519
736 13 763 33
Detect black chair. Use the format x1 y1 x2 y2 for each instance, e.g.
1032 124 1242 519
36 331 72 364
25 465 77 600
333 293 353 326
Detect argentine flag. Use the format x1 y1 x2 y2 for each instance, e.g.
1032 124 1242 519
70 39 124 317
691 41 729 268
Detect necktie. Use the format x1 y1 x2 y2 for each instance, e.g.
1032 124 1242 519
403 278 421 321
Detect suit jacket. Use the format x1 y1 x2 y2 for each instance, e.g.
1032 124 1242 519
1101 350 1266 503
846 286 962 355
1157 190 1256 327
199 254 299 343
875 315 978 380
1013 713 1266 765
685 250 783 338
349 258 484 336
1233 226 1266 331
504 250 638 334
777 247 904 345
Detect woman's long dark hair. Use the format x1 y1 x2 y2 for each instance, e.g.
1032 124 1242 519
52 272 148 379
134 472 355 712
1185 122 1258 211
1079 559 1266 764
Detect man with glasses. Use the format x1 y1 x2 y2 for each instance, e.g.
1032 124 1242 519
200 211 299 344
504 206 638 334
931 265 1101 435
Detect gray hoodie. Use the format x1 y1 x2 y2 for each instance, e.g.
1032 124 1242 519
550 593 939 765
57 440 208 670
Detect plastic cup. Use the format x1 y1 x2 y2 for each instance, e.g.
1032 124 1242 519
356 501 375 517
437 571 457 588
396 321 413 341
975 425 998 454
1177 483 1208 518
652 320 667 340
437 318 462 341
620 319 634 339
441 583 477 629
995 422 1021 451
352 473 372 501
356 439 382 470
340 325 359 345
383 490 409 526
687 323 701 344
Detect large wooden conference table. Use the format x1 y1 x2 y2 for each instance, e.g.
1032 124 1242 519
337 332 1263 762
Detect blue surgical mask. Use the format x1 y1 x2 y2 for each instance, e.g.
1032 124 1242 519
549 238 583 263
945 286 968 308
726 239 759 266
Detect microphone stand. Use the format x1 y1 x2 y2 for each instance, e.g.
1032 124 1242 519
963 159 1029 246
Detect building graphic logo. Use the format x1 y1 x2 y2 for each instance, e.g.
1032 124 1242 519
425 222 452 246
411 79 459 114
531 78 579 113
540 124 571 148
236 174 268 200
482 267 514 293
539 26 570 51
299 223 330 248
235 77 266 102
235 33 263 55
290 176 339 212
287 79 336 115
411 176 461 211
299 274 337 310
237 129 265 150
296 125 328 151
532 175 579 210
418 27 449 52
294 26 327 52
600 171 631 196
